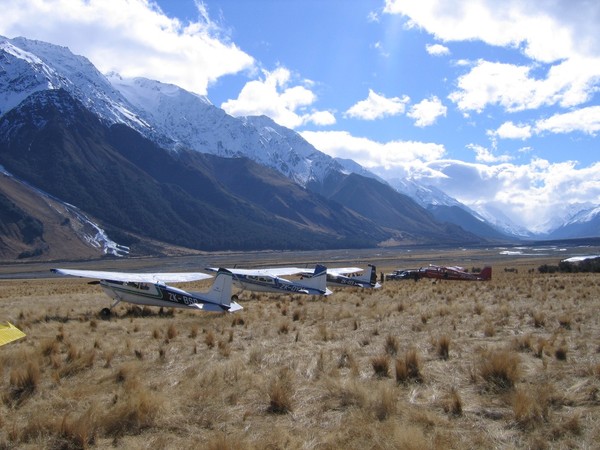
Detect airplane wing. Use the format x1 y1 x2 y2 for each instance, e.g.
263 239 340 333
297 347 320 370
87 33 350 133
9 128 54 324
0 322 26 346
326 267 364 276
206 267 307 277
51 268 212 283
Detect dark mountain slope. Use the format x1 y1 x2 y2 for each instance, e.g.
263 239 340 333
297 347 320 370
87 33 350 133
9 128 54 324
0 90 384 252
319 173 484 245
428 205 511 241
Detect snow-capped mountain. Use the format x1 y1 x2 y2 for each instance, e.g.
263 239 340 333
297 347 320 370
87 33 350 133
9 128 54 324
387 177 462 208
106 73 347 185
0 37 152 133
1 35 595 242
547 205 600 239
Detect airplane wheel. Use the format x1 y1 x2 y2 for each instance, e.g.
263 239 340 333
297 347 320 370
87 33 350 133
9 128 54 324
231 295 239 302
100 308 112 320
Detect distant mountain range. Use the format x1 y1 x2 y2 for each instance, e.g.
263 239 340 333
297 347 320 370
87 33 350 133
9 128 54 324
0 36 596 259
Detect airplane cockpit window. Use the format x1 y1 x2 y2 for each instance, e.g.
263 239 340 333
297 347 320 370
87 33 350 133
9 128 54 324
124 282 150 290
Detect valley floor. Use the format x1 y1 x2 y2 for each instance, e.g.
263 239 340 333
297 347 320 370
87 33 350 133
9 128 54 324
1 249 600 449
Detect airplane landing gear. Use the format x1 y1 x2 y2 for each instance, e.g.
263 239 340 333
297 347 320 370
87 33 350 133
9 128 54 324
99 307 111 320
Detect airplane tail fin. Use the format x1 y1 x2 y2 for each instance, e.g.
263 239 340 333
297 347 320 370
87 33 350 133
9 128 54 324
479 266 492 280
353 264 381 288
300 264 331 295
201 268 242 312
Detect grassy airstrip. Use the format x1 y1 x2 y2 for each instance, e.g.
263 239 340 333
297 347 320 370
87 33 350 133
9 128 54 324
1 249 600 449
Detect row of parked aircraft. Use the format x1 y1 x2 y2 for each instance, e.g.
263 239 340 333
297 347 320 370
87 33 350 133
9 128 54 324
50 264 381 317
386 265 492 282
50 263 490 318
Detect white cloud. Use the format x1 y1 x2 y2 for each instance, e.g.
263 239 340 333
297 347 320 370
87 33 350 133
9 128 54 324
345 89 410 120
449 58 600 113
306 110 337 126
419 158 600 232
468 143 512 163
300 130 446 170
490 106 600 140
535 105 600 136
0 0 254 96
407 96 447 127
304 128 600 233
221 67 334 129
426 43 449 56
384 0 600 62
490 121 532 140
385 0 600 114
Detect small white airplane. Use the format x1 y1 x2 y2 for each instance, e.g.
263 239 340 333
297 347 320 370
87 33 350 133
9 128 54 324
206 264 332 297
50 268 242 317
321 264 382 289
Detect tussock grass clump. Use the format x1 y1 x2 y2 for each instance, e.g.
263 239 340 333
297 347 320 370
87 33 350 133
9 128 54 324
56 407 99 449
512 334 532 353
555 343 568 361
395 348 423 384
323 379 366 410
483 321 495 337
371 355 390 378
206 433 248 450
166 322 178 339
479 349 520 391
267 376 294 414
558 315 572 330
372 385 396 421
384 335 399 356
512 387 548 430
278 321 290 334
101 387 163 437
6 361 40 406
114 362 139 385
436 335 451 360
205 329 216 348
58 349 95 378
442 387 463 417
551 414 582 439
532 311 545 328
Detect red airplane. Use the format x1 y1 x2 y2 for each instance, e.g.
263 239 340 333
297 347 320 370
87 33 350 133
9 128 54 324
419 265 492 281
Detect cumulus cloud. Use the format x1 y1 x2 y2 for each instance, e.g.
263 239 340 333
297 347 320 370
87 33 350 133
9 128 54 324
489 121 532 140
345 89 410 120
300 130 446 170
426 43 449 56
419 158 600 232
449 58 600 113
303 127 600 232
468 143 512 163
407 96 447 127
535 105 600 135
490 107 600 140
385 0 600 114
221 67 334 129
384 0 600 62
0 0 254 96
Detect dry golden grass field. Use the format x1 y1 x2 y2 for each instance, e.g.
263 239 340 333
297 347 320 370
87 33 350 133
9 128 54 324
1 250 600 449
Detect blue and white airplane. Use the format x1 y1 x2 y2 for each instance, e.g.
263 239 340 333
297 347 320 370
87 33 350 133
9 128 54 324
206 264 332 297
322 264 382 289
51 268 242 317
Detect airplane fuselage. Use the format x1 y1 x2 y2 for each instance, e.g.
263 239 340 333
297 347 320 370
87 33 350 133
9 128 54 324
232 274 327 295
100 280 226 311
419 266 491 281
326 274 373 288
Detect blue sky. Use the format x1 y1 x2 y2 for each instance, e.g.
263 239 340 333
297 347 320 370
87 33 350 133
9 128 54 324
1 0 599 232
